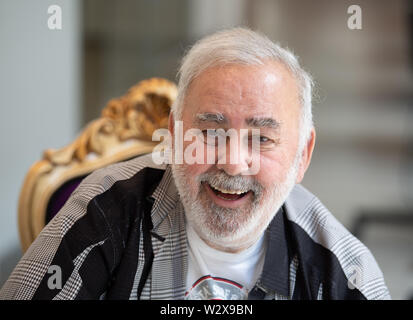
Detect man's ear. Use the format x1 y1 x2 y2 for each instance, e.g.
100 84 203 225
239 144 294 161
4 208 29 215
295 127 316 184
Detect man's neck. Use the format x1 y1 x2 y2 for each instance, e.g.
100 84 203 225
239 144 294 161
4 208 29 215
199 232 262 254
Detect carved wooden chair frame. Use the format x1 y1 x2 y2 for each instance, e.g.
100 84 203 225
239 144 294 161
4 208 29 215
18 78 177 252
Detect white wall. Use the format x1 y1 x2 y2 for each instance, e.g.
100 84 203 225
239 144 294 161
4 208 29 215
0 0 81 286
187 0 248 38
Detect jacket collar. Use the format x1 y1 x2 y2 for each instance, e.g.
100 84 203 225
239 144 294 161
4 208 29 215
146 165 188 299
149 165 180 234
258 205 293 297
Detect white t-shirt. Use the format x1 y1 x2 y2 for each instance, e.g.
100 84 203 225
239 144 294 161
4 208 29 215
185 223 267 300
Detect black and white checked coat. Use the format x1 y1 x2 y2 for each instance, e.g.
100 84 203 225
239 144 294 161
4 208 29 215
0 154 391 300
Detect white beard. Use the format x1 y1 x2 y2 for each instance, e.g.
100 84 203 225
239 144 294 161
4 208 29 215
171 153 301 251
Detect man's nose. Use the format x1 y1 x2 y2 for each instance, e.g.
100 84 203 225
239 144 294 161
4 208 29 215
215 137 252 176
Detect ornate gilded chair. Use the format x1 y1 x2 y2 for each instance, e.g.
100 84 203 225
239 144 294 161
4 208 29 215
18 78 177 252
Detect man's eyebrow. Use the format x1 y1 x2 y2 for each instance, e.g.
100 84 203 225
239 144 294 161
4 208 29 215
195 112 227 124
245 117 281 129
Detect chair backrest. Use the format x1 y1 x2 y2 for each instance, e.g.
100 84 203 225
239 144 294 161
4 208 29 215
18 78 177 252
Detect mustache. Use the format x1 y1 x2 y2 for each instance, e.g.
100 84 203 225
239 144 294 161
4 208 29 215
198 170 263 195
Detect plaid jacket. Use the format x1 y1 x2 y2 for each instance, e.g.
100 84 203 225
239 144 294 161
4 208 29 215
0 153 391 300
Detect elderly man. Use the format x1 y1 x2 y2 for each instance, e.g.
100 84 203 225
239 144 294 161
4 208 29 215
0 28 390 300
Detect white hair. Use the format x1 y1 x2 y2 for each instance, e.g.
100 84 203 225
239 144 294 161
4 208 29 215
172 27 314 152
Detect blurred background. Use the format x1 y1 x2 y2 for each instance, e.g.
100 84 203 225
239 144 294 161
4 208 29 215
0 0 412 299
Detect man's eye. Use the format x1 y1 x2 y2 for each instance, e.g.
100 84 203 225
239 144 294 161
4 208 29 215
248 135 275 150
251 135 272 144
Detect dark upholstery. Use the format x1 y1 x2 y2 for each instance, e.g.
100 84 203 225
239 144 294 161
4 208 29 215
46 177 84 224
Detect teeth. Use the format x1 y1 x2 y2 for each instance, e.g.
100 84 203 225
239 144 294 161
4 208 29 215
209 183 248 195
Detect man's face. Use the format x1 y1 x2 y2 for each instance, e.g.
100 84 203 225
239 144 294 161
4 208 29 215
170 61 304 252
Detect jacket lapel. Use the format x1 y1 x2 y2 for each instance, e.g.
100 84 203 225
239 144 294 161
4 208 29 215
149 165 188 299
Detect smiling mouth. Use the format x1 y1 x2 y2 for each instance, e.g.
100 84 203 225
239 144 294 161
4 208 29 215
204 182 251 201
